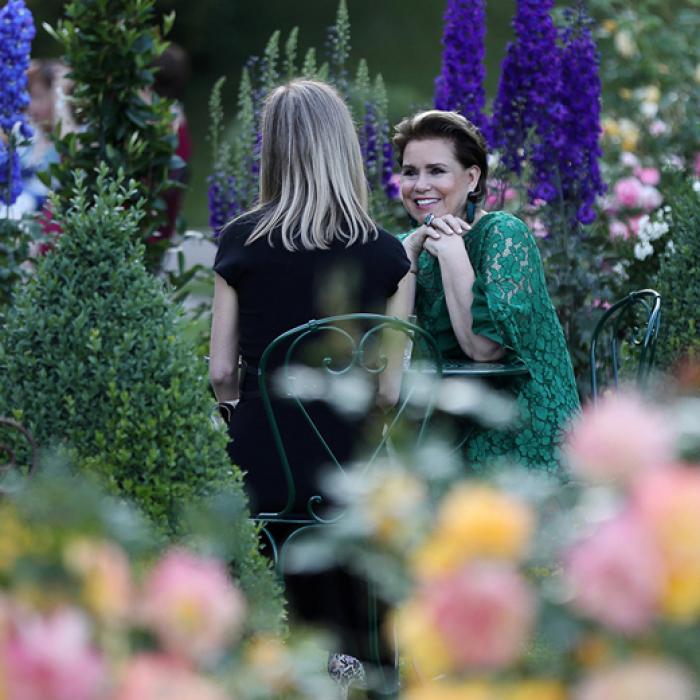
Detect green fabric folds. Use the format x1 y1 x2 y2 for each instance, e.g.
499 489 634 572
399 211 580 471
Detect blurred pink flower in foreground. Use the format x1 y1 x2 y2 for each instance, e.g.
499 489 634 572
613 177 644 208
608 219 629 240
565 393 675 483
114 653 230 700
565 511 664 632
634 166 661 186
574 658 695 700
4 607 105 700
140 549 246 662
427 562 536 670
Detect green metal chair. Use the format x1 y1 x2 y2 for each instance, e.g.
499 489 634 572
251 313 442 697
589 289 662 400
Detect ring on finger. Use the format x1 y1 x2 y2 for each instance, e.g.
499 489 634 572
424 213 435 226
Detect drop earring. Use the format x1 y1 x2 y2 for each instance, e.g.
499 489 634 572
465 190 479 224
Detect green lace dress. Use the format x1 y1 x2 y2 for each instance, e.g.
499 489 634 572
400 211 580 472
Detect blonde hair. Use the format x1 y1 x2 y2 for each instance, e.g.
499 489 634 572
245 79 377 251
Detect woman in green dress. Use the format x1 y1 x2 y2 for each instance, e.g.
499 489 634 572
387 109 580 471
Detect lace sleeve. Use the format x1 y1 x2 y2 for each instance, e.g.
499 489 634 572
478 218 539 347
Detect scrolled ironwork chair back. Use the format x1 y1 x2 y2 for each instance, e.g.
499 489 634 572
589 289 662 400
254 314 442 523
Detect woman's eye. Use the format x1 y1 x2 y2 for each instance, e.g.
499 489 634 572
431 167 445 175
401 169 417 177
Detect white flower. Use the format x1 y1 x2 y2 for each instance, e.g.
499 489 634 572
638 215 670 243
620 151 640 168
634 239 654 261
640 101 658 119
692 180 700 196
614 29 637 57
666 239 676 254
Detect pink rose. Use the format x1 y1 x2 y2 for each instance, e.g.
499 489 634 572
4 607 105 700
634 167 660 186
426 562 536 671
565 392 675 483
620 152 640 169
613 177 644 208
627 214 644 236
114 654 230 700
649 120 668 136
639 185 663 210
574 658 695 700
608 219 629 240
565 510 664 632
140 549 246 662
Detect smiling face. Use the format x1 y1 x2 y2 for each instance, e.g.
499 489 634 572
400 137 480 222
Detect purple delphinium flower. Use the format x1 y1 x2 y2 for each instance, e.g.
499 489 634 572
382 141 399 199
434 0 488 133
0 0 35 205
362 102 379 180
207 172 240 237
554 4 606 223
489 0 561 176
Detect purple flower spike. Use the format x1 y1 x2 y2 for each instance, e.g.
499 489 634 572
490 0 560 175
0 0 35 206
434 0 488 133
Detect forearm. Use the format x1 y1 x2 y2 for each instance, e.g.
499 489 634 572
438 249 505 362
377 269 417 408
209 351 240 401
209 273 241 401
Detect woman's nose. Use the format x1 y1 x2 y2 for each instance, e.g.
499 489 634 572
414 172 430 191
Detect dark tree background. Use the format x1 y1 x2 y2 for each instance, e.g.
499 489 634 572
27 0 517 227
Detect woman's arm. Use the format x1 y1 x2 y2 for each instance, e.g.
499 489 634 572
424 232 505 362
209 272 240 401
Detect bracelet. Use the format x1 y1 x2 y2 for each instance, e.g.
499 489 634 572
217 399 240 425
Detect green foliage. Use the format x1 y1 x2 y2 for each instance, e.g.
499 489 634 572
208 0 402 231
654 180 700 367
46 0 177 241
0 216 43 319
0 167 283 630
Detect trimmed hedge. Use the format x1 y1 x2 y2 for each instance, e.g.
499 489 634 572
0 169 283 630
654 179 700 367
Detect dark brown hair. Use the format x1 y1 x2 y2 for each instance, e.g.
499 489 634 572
393 109 489 202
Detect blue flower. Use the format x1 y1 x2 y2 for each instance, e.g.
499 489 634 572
0 0 35 205
207 172 240 237
434 0 488 133
490 0 561 175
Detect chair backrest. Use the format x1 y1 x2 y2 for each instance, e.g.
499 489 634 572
589 289 662 400
255 313 442 522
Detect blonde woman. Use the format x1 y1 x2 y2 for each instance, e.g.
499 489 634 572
209 79 408 680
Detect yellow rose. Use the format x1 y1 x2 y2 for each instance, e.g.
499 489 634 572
660 565 700 622
618 119 640 152
602 19 618 33
602 118 620 139
403 681 492 700
393 600 452 679
502 680 567 700
643 85 661 104
246 635 294 693
362 470 426 546
412 485 533 577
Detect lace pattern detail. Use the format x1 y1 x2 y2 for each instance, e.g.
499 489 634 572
403 211 580 471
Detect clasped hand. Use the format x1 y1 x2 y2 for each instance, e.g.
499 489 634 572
408 214 470 259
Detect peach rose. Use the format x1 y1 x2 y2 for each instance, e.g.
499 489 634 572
139 548 246 661
565 511 664 632
565 393 675 483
